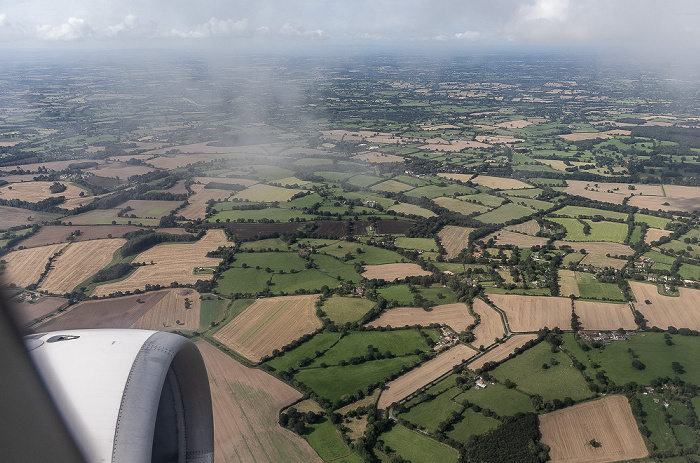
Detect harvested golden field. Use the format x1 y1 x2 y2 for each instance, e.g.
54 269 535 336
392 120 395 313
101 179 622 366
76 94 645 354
367 303 474 332
558 132 612 141
495 119 535 128
470 175 532 190
387 203 436 218
488 294 571 332
87 162 154 178
35 291 172 331
213 294 321 363
92 229 229 296
645 227 672 243
377 344 476 410
39 238 125 294
180 184 233 219
573 300 636 331
361 263 432 281
628 184 700 212
1 243 66 288
0 181 89 205
438 225 474 259
130 288 201 331
558 270 580 297
506 219 540 235
554 241 633 269
420 139 490 151
564 180 663 205
484 229 547 248
335 390 380 414
630 281 700 330
196 341 321 463
0 159 104 173
467 334 538 370
537 159 588 171
437 173 474 183
0 205 58 230
472 299 506 347
540 395 647 463
233 184 306 202
352 152 405 163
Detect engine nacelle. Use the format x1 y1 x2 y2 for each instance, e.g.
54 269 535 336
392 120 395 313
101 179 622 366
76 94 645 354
26 329 214 462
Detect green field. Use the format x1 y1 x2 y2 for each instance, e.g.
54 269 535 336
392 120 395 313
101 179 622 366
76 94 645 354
433 197 489 215
557 205 628 220
215 268 271 295
393 237 438 252
453 383 535 417
490 342 592 402
304 417 355 461
405 184 475 199
446 409 501 444
239 238 291 251
575 272 626 301
295 355 419 403
639 393 677 452
678 264 700 280
643 250 676 265
387 203 437 218
309 254 362 283
206 207 304 223
321 296 375 324
629 225 643 245
549 217 628 242
400 391 462 433
458 193 504 207
234 252 307 272
346 174 384 188
377 284 457 306
370 179 414 193
199 296 230 329
635 213 671 229
476 203 535 224
270 270 340 294
508 197 552 211
379 425 459 463
596 333 700 386
266 331 342 372
308 329 435 367
318 241 405 264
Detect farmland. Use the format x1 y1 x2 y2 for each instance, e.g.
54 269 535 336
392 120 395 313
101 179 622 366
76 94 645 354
213 294 321 363
367 302 473 332
1 243 66 288
467 334 538 370
321 296 375 324
361 263 431 280
438 225 474 259
573 300 636 330
630 281 700 330
539 395 647 463
0 181 89 206
471 298 506 347
130 288 201 331
38 239 125 294
487 294 572 332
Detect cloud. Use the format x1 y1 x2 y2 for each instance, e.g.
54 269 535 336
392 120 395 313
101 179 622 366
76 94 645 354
279 23 326 40
35 17 94 41
169 17 251 38
520 0 570 22
104 15 139 38
454 30 480 40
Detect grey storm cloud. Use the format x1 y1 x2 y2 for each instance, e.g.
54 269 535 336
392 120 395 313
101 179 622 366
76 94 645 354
0 0 698 49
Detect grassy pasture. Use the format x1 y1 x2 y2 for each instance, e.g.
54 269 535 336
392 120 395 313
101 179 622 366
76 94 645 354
239 238 291 251
400 391 462 433
490 342 591 402
387 203 437 218
446 409 501 444
215 268 271 294
295 356 419 403
266 331 342 372
639 393 677 452
199 295 230 330
453 383 535 417
270 270 340 294
404 184 475 199
310 254 362 283
458 193 504 207
319 241 404 265
370 180 413 193
346 174 383 188
575 272 626 301
233 252 306 272
393 237 437 252
549 217 628 242
207 207 303 223
433 197 489 215
321 296 375 324
378 425 459 463
308 329 435 367
476 203 534 224
233 184 305 202
557 205 628 220
508 197 552 211
304 416 355 461
635 213 671 229
377 284 457 306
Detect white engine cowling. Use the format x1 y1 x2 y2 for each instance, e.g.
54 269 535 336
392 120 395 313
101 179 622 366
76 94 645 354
26 329 214 462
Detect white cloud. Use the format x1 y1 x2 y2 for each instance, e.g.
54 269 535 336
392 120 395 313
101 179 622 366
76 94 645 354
520 0 570 22
279 23 326 39
35 17 93 41
454 30 480 40
104 14 139 37
169 17 250 38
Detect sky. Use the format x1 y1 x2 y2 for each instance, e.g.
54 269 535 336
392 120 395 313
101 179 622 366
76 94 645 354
0 0 699 54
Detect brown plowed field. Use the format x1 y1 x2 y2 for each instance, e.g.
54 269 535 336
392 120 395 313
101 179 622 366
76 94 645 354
361 263 432 280
92 229 229 296
366 303 474 332
438 225 474 259
564 180 663 205
488 294 571 332
378 344 476 410
506 219 540 235
180 184 233 220
484 229 547 247
539 395 647 463
628 184 700 212
574 300 636 331
39 238 125 294
213 294 321 363
130 288 201 331
9 296 68 328
87 163 154 178
470 175 532 190
34 290 170 331
195 341 321 463
644 227 672 244
14 225 143 249
0 181 89 206
0 206 58 230
467 334 538 370
2 243 66 288
0 159 104 173
472 299 506 347
630 281 700 330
